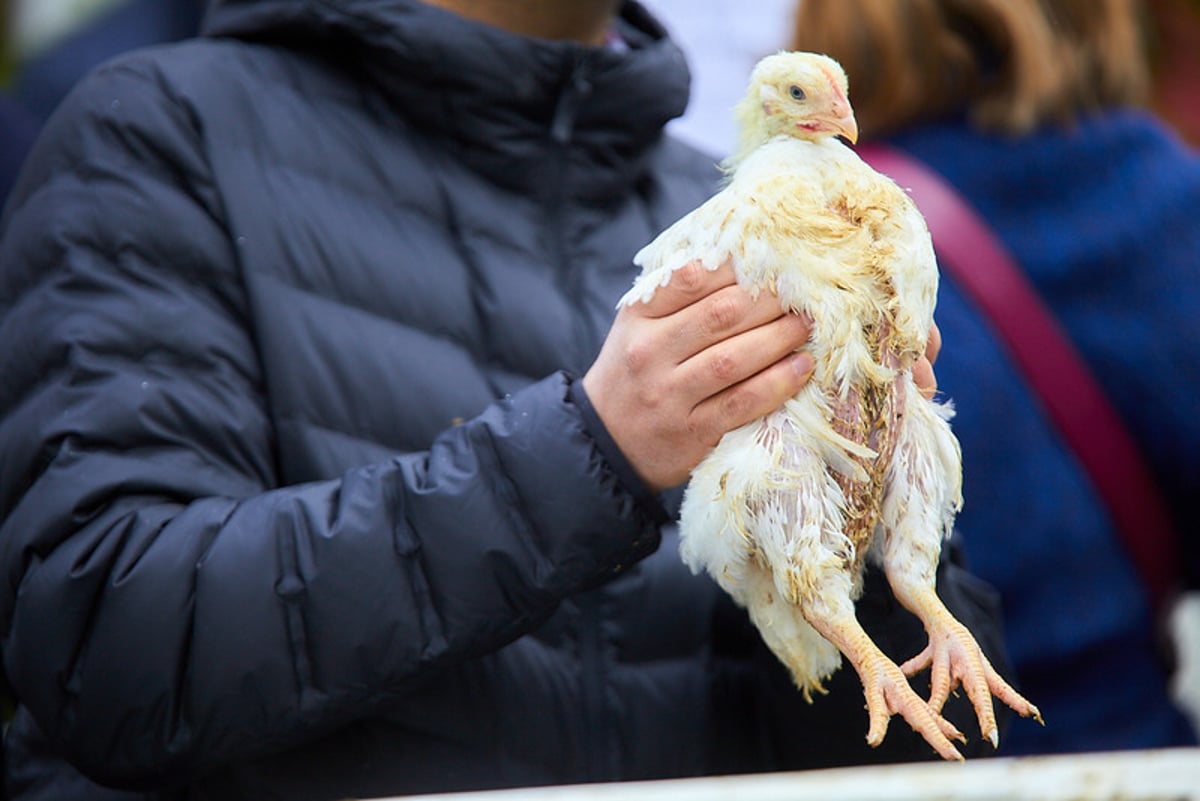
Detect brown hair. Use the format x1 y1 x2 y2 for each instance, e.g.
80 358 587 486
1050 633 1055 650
790 0 1149 138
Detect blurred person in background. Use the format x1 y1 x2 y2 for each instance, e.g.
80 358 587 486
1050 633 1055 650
1145 0 1200 147
793 0 1200 755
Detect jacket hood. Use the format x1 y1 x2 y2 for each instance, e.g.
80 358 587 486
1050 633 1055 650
200 0 692 201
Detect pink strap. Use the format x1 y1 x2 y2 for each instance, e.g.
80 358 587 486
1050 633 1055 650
858 143 1178 613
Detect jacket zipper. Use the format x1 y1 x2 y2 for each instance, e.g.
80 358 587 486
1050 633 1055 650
575 590 618 781
549 55 618 780
548 55 597 372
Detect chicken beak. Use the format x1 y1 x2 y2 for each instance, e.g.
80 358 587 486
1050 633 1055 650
837 113 859 144
828 92 858 143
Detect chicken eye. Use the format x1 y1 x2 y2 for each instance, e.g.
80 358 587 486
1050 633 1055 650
789 85 806 101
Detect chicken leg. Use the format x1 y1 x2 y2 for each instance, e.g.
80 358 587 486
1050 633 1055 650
875 372 1042 747
890 581 1043 747
801 596 968 760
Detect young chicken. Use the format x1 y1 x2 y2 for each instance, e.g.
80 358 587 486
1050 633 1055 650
622 51 1041 760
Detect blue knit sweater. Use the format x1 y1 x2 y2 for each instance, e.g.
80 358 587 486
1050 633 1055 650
888 110 1200 754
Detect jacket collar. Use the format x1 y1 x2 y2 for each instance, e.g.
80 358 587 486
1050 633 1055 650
202 0 691 202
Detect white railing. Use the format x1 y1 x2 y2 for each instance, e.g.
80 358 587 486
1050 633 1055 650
391 748 1200 801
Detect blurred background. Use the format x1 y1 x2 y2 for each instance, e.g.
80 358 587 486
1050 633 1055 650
642 0 1200 155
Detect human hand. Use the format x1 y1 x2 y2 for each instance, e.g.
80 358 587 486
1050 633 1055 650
914 321 941 399
583 261 813 493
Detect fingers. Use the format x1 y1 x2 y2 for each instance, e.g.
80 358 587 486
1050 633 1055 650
583 260 814 492
926 321 942 364
684 349 814 445
634 260 803 366
632 259 738 319
913 357 937 400
657 261 813 430
670 283 797 361
913 322 941 399
679 311 812 410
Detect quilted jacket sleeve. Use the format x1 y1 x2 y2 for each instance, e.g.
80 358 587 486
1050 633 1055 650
0 61 660 789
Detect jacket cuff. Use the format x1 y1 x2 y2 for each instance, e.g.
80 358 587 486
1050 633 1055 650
566 374 670 526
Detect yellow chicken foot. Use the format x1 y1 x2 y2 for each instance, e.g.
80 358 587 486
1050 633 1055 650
807 612 966 760
897 588 1043 747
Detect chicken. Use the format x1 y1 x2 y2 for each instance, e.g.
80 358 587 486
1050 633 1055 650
621 51 1041 760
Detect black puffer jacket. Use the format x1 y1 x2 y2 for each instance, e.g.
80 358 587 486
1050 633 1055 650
0 1 1009 799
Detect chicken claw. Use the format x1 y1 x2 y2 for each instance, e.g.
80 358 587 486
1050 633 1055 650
900 596 1043 747
860 646 966 760
808 610 966 760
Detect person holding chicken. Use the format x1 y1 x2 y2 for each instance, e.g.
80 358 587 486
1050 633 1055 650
0 1 1011 799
